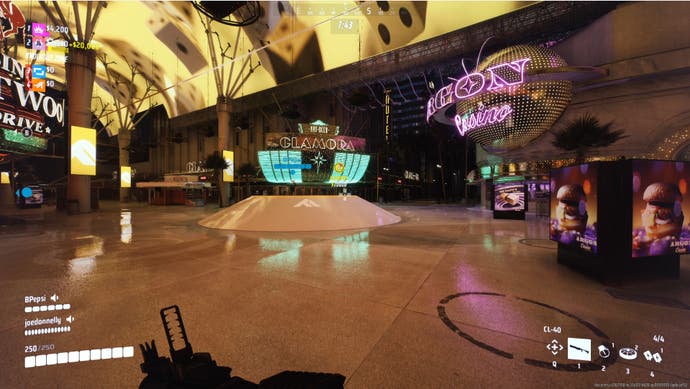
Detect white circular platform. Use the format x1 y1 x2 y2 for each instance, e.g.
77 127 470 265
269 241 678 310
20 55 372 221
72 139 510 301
198 195 401 232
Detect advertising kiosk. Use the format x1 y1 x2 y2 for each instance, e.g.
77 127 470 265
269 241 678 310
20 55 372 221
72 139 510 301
551 160 683 279
493 176 526 220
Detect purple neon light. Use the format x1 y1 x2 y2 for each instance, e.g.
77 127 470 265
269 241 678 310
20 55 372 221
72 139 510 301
486 58 530 91
454 103 513 136
426 58 531 122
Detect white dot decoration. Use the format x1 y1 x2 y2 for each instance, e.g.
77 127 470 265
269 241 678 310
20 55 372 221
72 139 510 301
457 45 573 153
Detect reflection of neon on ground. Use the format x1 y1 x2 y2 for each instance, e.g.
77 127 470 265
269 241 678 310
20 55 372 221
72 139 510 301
333 232 369 262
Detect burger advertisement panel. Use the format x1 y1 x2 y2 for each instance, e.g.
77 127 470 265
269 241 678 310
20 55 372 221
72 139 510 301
550 164 598 253
494 182 525 212
632 160 690 257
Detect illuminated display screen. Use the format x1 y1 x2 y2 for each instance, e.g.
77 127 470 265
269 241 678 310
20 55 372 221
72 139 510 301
494 182 525 212
258 150 370 184
70 126 96 176
3 2 533 121
328 153 370 184
222 150 234 182
120 166 131 188
1 171 9 184
259 150 305 184
632 160 690 257
550 164 598 253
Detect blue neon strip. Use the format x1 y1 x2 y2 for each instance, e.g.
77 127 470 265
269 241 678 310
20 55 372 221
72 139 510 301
274 164 312 170
258 150 303 183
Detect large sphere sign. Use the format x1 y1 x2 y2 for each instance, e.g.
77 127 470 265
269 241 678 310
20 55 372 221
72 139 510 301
456 45 572 152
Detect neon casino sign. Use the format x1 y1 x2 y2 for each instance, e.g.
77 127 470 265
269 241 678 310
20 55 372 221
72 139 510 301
426 58 530 135
455 103 513 136
0 53 66 153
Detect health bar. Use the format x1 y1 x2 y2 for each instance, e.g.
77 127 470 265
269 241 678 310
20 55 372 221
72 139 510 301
24 304 71 313
25 346 135 368
24 326 70 336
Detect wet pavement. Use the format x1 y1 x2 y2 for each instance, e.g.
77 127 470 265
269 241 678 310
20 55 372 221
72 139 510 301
0 201 688 388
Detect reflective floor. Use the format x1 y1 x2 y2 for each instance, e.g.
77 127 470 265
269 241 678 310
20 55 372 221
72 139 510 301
0 202 688 388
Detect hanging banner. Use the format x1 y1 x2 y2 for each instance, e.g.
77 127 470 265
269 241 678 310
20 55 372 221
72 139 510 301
120 166 131 188
70 126 96 176
223 150 234 182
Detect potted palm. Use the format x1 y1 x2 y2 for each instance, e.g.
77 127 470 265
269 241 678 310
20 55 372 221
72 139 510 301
552 114 627 164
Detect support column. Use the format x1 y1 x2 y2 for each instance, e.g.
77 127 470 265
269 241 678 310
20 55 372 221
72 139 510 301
118 129 130 202
66 48 96 213
216 97 232 207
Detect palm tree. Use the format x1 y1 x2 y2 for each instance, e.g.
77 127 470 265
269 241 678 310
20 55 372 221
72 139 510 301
203 151 229 207
552 114 627 164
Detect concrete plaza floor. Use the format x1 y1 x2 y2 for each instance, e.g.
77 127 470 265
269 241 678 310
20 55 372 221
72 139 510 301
0 201 688 388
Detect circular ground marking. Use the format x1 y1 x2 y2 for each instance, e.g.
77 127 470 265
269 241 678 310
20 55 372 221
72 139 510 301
519 238 557 249
438 292 617 372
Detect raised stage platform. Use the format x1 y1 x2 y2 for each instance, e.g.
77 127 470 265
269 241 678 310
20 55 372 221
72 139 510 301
198 195 401 232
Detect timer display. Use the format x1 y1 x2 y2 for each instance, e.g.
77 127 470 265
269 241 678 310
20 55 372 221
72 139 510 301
331 19 358 34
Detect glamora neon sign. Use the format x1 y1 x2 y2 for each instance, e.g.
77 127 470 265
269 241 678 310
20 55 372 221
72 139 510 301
426 58 530 123
454 103 513 136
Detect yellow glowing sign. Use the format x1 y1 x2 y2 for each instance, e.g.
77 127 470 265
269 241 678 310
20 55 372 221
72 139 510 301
121 166 131 188
70 126 96 176
223 150 234 182
1 172 9 184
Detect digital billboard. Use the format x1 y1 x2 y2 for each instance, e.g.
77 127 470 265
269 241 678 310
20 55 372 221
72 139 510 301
550 164 598 253
260 126 369 185
632 160 690 257
0 52 66 154
120 166 131 188
258 150 370 185
222 150 234 182
70 126 96 176
258 150 305 184
494 182 525 212
328 153 370 184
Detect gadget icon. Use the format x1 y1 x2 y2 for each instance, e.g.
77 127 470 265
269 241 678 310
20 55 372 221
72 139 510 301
598 345 611 359
644 350 653 361
619 347 637 360
546 339 563 356
652 352 662 363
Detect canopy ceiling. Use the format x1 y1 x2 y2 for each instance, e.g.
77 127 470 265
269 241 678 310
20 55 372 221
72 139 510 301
7 1 533 136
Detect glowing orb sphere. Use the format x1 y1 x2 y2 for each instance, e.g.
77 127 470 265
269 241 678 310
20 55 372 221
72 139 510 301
456 45 572 153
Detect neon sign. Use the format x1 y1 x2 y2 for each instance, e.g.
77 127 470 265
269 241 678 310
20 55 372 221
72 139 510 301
426 58 530 123
278 136 356 151
0 52 66 153
298 120 339 136
454 103 513 136
384 89 391 143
